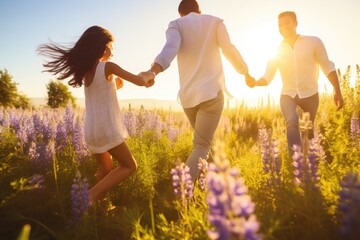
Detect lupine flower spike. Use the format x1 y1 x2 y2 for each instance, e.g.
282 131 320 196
293 113 323 191
338 172 360 238
259 128 281 187
198 158 208 191
70 171 90 224
170 159 194 207
207 141 261 240
292 140 322 190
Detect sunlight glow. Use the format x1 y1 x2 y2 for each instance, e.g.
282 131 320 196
224 20 283 107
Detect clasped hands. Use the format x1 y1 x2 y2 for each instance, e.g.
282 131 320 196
138 71 155 88
245 73 256 88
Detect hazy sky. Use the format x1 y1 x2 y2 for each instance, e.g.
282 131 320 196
1 0 359 106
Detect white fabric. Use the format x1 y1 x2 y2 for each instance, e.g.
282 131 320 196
262 35 336 98
84 62 129 153
154 12 248 108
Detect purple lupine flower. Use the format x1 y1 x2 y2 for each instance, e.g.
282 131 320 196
207 141 261 240
28 141 40 162
259 127 281 187
292 135 323 190
64 103 75 134
72 117 89 161
145 112 162 138
261 139 272 173
32 114 44 136
166 126 179 142
243 215 262 240
338 172 360 238
170 160 194 206
16 121 28 149
70 171 90 224
8 109 21 132
198 158 208 191
136 109 146 136
292 145 306 186
42 116 56 144
23 115 35 144
29 111 56 144
307 138 322 184
55 122 68 151
29 141 55 171
123 111 136 136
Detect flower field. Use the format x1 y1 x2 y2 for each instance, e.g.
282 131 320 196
1 66 360 240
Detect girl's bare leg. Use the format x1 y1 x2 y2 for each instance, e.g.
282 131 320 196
89 142 137 204
91 151 113 202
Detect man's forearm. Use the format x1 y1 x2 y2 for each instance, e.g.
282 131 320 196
151 63 164 75
255 78 269 86
327 71 342 94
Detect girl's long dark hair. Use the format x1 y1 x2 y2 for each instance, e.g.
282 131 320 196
37 26 113 87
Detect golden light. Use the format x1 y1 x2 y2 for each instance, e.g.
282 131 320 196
224 20 283 107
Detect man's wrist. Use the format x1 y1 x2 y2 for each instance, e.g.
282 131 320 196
149 69 157 77
151 62 163 75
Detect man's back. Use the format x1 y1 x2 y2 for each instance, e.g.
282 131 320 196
154 11 247 107
174 13 221 60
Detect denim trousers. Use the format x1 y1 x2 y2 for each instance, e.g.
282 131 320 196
280 93 319 155
183 91 224 181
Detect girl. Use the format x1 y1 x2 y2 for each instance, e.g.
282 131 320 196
38 26 154 204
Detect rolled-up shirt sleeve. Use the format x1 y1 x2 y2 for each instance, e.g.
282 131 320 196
217 21 248 74
154 21 181 71
315 38 335 76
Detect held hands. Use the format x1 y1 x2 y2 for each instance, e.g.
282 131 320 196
245 73 256 88
138 71 155 88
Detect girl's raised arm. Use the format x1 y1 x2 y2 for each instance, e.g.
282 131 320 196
105 62 152 87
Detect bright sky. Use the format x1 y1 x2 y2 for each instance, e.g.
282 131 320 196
1 0 359 107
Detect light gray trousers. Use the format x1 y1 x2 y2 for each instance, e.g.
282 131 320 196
183 91 224 181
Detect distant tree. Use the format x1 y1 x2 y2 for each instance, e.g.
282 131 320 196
0 68 31 108
0 69 18 107
13 93 31 109
46 80 76 108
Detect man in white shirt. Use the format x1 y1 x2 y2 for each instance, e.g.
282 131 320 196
246 11 344 155
145 0 250 181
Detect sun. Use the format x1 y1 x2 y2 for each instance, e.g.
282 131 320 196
223 20 283 107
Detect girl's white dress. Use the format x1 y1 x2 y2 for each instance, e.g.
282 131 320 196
84 61 129 153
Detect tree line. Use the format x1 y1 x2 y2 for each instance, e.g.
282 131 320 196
0 68 76 109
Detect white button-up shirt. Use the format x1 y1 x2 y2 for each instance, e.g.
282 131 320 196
154 12 248 108
262 35 335 98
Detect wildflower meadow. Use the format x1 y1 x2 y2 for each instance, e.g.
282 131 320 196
1 65 360 240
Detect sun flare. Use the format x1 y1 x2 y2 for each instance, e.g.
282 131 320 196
224 21 283 106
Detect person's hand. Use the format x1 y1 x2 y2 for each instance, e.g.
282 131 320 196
245 74 256 88
147 78 155 87
334 91 344 110
139 71 155 88
144 70 156 87
115 76 124 89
